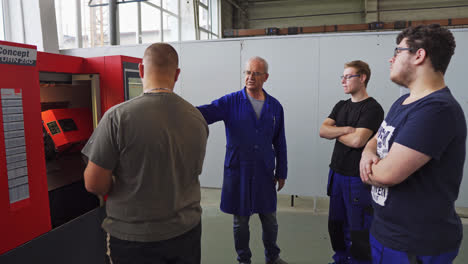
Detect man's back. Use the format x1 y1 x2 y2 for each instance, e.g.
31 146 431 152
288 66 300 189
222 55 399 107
83 92 208 242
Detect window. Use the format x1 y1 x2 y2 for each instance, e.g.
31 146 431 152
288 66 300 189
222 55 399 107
198 0 218 39
118 0 179 44
199 5 209 30
55 0 110 48
141 3 161 43
54 0 220 49
141 0 179 43
118 2 137 45
0 0 5 41
162 0 178 14
82 0 110 48
200 30 208 40
162 11 178 42
55 0 78 49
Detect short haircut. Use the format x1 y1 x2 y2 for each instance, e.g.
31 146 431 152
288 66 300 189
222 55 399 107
345 60 371 87
397 24 456 74
143 43 179 71
246 56 269 73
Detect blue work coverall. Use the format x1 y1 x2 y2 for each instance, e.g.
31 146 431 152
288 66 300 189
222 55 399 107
197 88 288 216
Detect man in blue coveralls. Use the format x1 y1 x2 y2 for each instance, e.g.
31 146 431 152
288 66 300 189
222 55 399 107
360 24 466 264
197 56 288 264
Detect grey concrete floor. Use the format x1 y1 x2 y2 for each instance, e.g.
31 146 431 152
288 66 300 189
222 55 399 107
200 188 468 264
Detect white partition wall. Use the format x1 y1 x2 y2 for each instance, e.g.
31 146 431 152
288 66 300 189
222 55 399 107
62 29 468 207
445 31 468 206
178 41 241 187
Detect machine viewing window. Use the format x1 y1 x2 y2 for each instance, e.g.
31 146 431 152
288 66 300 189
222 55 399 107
47 121 62 135
128 77 143 99
123 62 142 100
58 118 78 132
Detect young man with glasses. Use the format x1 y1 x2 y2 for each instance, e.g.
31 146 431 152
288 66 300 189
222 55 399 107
320 60 384 264
360 24 465 264
198 56 288 264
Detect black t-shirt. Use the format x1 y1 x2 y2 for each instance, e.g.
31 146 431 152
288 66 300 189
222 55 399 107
328 97 384 176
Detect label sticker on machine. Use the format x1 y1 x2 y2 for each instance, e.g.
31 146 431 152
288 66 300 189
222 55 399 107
0 44 37 66
1 88 29 203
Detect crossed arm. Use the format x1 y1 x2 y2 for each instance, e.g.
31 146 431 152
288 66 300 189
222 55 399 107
319 118 373 149
359 135 431 187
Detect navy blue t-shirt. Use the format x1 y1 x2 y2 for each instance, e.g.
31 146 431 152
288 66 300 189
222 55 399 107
371 87 466 255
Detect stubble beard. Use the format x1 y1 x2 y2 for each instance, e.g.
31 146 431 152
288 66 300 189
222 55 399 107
390 63 414 88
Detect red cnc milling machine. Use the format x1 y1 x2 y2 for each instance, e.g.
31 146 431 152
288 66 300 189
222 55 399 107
0 40 141 256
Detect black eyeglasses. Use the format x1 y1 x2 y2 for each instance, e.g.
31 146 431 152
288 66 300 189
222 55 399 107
340 74 360 81
394 47 412 57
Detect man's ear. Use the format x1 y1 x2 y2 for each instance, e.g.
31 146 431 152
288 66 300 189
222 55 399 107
414 48 427 66
139 63 144 79
264 73 269 82
174 68 181 83
360 74 367 84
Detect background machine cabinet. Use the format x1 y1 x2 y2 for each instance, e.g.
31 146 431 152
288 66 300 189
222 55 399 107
0 40 141 259
0 41 52 255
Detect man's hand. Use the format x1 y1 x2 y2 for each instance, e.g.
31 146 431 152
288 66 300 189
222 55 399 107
360 149 380 184
274 178 285 191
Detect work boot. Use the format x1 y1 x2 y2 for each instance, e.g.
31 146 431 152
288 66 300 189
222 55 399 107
266 257 288 264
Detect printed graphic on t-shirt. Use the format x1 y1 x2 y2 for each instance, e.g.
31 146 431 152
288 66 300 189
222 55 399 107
371 186 388 206
376 120 395 159
372 120 395 206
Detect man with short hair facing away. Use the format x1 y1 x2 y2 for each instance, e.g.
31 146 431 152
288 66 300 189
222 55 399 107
360 24 466 264
82 43 209 264
320 60 384 264
197 56 288 264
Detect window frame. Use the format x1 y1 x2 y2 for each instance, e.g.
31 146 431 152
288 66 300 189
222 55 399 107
198 0 219 40
55 0 220 49
141 0 181 43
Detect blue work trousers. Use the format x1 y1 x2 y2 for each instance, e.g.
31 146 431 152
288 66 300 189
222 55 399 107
328 169 373 264
370 234 459 264
233 213 280 263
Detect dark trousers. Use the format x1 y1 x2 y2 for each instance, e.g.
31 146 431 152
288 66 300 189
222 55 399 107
106 221 201 264
328 169 373 264
233 213 280 263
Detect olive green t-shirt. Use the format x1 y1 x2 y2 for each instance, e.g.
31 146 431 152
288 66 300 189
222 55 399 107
82 92 208 242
